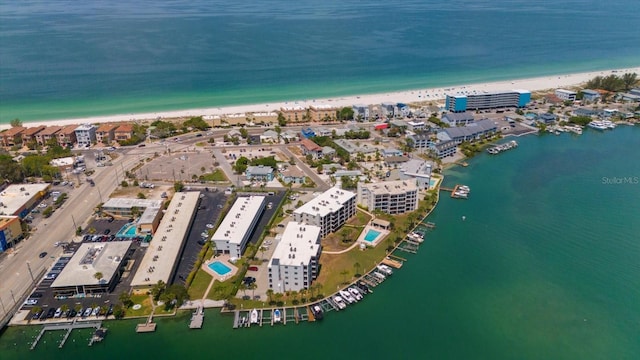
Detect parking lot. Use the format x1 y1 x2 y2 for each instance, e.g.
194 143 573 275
171 190 228 286
138 151 219 182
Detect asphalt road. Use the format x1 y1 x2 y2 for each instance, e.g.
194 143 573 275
0 149 144 319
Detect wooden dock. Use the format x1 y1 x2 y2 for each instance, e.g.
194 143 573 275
136 314 156 333
189 306 204 329
30 320 102 350
381 257 403 269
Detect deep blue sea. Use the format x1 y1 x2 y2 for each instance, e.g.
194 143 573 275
1 0 640 123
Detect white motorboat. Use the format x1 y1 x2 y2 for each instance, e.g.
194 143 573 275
459 185 470 192
339 290 356 303
250 309 259 324
373 271 386 281
588 121 607 130
348 287 363 301
376 264 393 276
333 296 347 310
273 309 282 323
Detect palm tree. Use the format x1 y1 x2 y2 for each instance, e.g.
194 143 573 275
60 304 69 314
340 269 349 284
299 288 307 303
274 292 284 305
353 262 361 277
93 272 103 283
239 283 247 297
622 72 638 91
259 246 267 261
266 289 274 303
248 282 257 299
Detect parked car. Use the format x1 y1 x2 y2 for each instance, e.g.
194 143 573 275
83 307 92 317
46 308 56 319
25 299 38 305
248 266 259 271
39 252 48 258
103 229 111 235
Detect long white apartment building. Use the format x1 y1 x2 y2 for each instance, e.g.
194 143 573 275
357 179 419 215
211 196 266 258
293 187 356 238
268 222 321 292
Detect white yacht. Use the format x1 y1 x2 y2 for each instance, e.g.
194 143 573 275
348 287 363 301
376 264 393 276
333 296 347 310
588 121 607 130
250 309 259 324
339 290 356 303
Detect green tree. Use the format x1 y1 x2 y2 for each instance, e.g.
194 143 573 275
277 112 287 126
121 180 129 187
151 280 166 301
353 262 361 277
239 283 248 297
137 192 146 199
93 272 104 283
10 118 22 127
174 181 184 192
119 292 133 308
340 269 350 284
42 206 53 218
266 289 274 303
239 128 248 139
113 304 126 319
621 72 638 91
248 282 258 299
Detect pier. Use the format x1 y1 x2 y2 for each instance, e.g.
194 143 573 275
30 320 102 350
381 257 403 269
189 305 204 329
136 314 156 333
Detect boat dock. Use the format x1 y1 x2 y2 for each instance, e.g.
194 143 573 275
189 305 204 329
381 257 403 269
30 320 102 350
135 314 156 333
487 140 518 155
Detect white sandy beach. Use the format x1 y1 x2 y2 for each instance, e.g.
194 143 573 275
3 67 639 131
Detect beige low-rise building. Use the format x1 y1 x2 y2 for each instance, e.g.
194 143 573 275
96 124 119 144
35 126 62 146
309 104 339 122
57 125 79 147
280 105 307 123
0 126 26 147
22 126 46 145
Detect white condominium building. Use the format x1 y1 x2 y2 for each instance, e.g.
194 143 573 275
268 222 321 292
293 187 356 238
211 196 266 258
357 179 418 215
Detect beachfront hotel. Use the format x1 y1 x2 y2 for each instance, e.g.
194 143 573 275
211 196 266 259
293 187 356 238
267 221 321 292
357 179 418 215
445 90 531 112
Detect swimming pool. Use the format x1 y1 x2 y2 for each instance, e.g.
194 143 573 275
429 178 438 188
116 223 138 238
208 261 232 276
364 229 381 242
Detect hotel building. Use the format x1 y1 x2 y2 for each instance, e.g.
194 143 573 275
267 221 321 292
74 124 97 147
293 187 356 238
357 179 418 215
211 196 266 258
446 90 531 112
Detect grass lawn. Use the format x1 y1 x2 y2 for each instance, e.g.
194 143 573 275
125 294 153 317
348 209 372 227
315 242 391 295
200 169 228 182
187 269 213 299
322 225 365 252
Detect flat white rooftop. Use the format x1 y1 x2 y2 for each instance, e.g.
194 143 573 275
269 221 321 267
130 192 200 287
51 241 132 288
102 198 162 210
360 179 418 195
211 196 266 245
0 183 50 216
293 187 355 218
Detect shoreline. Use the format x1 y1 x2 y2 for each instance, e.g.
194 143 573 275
2 66 639 131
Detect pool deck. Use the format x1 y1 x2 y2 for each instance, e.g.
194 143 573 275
357 225 389 247
202 254 239 281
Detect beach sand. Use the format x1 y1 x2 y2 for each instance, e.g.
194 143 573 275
3 67 639 131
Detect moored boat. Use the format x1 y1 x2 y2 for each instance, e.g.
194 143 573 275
311 304 324 320
250 309 259 324
273 309 282 323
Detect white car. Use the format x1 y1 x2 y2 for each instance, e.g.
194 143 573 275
205 224 214 229
25 299 38 305
38 203 48 208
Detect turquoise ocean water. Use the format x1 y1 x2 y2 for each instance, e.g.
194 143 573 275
1 0 640 123
1 126 638 359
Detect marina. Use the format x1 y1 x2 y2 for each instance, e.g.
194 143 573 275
30 320 103 350
487 140 518 155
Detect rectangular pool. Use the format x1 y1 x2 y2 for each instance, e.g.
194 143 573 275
364 229 381 242
208 261 232 276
